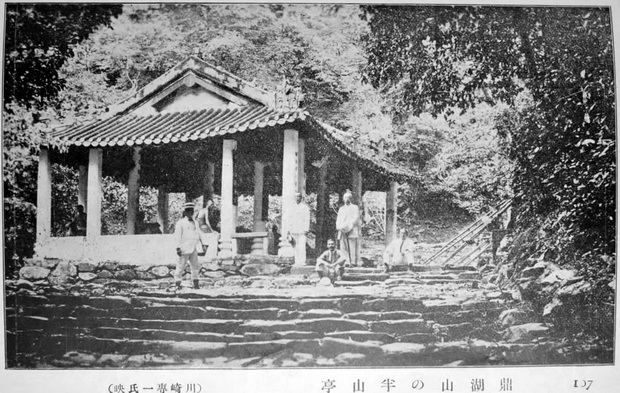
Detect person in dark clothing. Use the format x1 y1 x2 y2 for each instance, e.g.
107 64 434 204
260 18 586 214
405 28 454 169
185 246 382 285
67 204 87 236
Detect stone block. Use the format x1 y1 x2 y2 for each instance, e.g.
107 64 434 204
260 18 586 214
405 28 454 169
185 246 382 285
87 296 132 309
23 258 44 266
159 341 227 358
296 318 368 332
291 337 383 358
76 262 96 272
241 299 299 310
97 270 114 279
289 266 316 275
444 322 475 338
114 269 138 281
78 272 98 282
299 298 340 311
499 309 537 327
240 263 281 276
408 264 443 272
136 271 156 280
334 352 366 365
227 340 290 358
399 333 436 344
299 309 342 319
61 351 98 367
19 266 50 281
325 331 395 343
381 342 426 355
95 354 128 367
151 266 170 278
41 258 61 269
370 319 429 334
203 271 226 279
503 323 549 343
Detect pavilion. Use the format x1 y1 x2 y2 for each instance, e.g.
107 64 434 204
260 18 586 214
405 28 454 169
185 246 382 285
35 56 414 265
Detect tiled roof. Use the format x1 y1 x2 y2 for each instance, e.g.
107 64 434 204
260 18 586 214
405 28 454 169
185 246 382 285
50 106 415 181
52 106 305 147
308 118 417 181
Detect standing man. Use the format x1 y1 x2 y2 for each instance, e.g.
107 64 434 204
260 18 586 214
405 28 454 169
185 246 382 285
174 202 202 290
336 190 361 266
315 238 349 283
288 192 311 265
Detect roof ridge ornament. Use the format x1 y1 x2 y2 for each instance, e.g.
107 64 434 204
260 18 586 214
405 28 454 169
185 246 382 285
274 77 304 112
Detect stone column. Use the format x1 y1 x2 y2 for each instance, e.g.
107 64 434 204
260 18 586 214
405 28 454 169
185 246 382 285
126 147 141 235
87 148 103 238
298 138 306 195
77 164 88 208
352 165 363 219
219 139 237 257
385 180 399 246
157 186 169 234
315 156 330 251
36 148 52 242
251 161 267 254
278 129 299 257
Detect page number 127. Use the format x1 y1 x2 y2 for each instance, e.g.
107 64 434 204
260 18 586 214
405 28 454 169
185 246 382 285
574 380 593 390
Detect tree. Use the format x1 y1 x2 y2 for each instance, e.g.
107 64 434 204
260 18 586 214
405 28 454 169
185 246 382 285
362 6 614 255
4 4 122 108
3 4 122 269
361 5 614 342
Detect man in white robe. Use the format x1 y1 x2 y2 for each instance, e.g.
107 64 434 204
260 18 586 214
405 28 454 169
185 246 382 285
288 192 311 265
382 228 415 272
336 191 361 266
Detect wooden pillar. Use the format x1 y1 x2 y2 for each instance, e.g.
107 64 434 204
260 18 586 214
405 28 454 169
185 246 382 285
126 147 141 235
77 164 88 208
253 161 265 230
86 148 103 238
157 186 169 234
219 139 237 256
352 165 363 220
315 156 330 251
251 161 267 254
385 180 399 246
278 129 299 257
36 148 52 242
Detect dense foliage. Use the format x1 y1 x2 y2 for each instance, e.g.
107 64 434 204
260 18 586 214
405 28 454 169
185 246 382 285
362 5 615 341
362 6 614 254
3 4 122 271
4 4 122 107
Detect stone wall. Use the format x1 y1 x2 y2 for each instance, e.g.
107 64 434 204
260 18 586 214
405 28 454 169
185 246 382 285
19 255 295 286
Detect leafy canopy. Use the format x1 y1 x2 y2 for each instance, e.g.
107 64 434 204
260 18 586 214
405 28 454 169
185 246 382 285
362 6 615 256
4 4 122 108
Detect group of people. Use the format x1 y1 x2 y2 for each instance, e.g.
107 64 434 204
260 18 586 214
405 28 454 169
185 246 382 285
172 191 416 288
289 189 416 283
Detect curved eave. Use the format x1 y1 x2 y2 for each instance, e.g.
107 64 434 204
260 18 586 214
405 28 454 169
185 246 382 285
305 117 417 183
50 107 306 148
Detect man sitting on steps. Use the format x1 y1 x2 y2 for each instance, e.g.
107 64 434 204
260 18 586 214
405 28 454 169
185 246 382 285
382 228 415 272
315 238 349 283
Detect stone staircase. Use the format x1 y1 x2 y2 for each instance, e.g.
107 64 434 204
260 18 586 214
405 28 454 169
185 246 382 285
5 264 575 368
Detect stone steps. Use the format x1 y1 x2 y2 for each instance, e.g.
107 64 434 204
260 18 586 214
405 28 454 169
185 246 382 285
8 284 520 368
9 260 576 368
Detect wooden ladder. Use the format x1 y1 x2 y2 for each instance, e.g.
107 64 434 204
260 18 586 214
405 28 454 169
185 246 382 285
423 200 512 266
